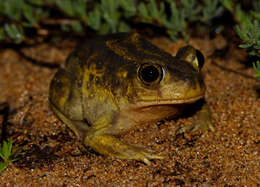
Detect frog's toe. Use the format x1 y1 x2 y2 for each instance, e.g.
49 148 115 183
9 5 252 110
132 148 164 165
191 119 214 133
85 134 164 165
120 145 164 165
198 120 214 132
180 103 214 133
178 118 214 134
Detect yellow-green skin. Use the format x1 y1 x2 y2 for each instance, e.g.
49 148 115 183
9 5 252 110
49 33 212 165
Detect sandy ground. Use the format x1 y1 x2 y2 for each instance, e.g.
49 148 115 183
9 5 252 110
0 35 259 186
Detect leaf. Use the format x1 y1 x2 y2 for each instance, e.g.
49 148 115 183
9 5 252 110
88 6 101 30
120 0 136 17
7 140 13 159
239 43 253 48
165 0 186 34
22 3 37 27
100 0 120 33
167 30 178 41
0 141 8 161
0 28 5 41
253 61 260 81
147 0 159 19
98 23 110 34
0 149 4 161
253 61 260 73
118 21 130 32
26 0 43 6
235 26 249 41
61 24 71 32
0 139 21 172
11 146 23 159
1 140 12 160
4 24 23 43
3 0 23 21
254 44 260 50
181 0 200 21
71 21 83 32
72 0 87 18
220 0 233 12
0 162 8 172
56 0 74 16
202 0 223 23
138 3 149 18
2 141 8 159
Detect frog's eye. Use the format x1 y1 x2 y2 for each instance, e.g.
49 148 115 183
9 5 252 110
176 45 204 71
138 63 164 86
195 49 204 70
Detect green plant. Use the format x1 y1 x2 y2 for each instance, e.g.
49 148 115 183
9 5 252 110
0 0 259 80
235 13 260 57
0 140 20 172
202 0 223 23
0 0 226 43
229 1 260 81
253 61 260 81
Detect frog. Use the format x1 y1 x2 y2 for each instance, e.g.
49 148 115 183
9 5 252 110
49 33 213 165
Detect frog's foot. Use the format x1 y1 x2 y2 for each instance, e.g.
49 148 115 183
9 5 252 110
180 103 214 133
84 134 164 165
186 115 214 133
118 144 164 165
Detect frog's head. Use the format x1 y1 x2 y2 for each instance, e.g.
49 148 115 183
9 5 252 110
131 44 205 107
105 33 205 108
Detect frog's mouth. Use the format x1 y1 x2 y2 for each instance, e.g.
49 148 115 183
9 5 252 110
135 94 204 107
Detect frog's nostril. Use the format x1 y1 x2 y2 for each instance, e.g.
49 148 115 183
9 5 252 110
184 77 190 82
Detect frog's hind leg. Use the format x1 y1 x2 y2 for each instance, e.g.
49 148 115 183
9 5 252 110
50 102 82 138
49 69 88 138
83 117 164 165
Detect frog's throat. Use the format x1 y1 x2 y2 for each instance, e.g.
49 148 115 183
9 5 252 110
135 94 204 106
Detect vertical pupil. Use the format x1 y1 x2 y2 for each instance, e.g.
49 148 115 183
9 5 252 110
141 65 159 82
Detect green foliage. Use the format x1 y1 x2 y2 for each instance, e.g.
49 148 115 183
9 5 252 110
0 0 46 43
99 0 121 33
137 0 223 40
0 0 226 43
0 0 258 81
0 140 21 172
138 0 183 40
180 0 201 22
233 2 260 57
227 1 260 80
235 19 260 57
202 0 223 23
253 61 260 81
163 0 186 41
220 0 233 12
55 0 87 18
4 24 23 43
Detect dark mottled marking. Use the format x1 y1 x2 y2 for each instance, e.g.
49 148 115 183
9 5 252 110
55 80 64 89
83 118 91 127
89 74 94 82
167 59 199 88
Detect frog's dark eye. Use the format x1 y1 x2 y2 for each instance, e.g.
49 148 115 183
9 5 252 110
138 63 164 85
196 49 204 70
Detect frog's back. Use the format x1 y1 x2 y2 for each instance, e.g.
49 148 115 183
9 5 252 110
49 34 124 115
